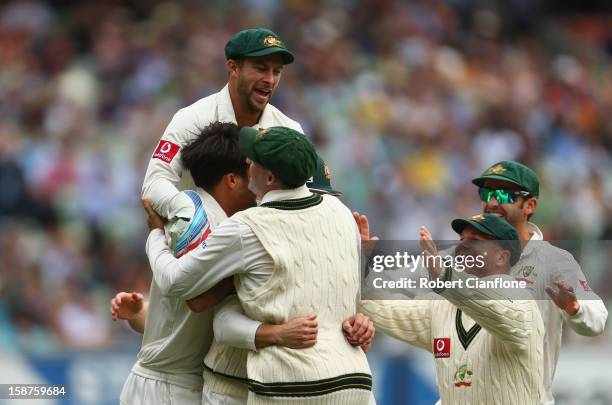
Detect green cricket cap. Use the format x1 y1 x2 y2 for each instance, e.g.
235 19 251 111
225 28 294 64
451 213 521 265
239 126 317 188
306 156 342 196
472 160 539 197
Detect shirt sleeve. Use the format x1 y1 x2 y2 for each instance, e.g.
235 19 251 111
141 108 200 219
549 250 608 336
213 295 261 352
145 218 247 299
436 269 542 352
358 299 432 351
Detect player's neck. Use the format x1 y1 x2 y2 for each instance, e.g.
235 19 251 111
515 221 532 245
228 83 262 127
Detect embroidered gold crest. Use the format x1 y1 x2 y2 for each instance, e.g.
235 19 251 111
256 128 270 139
470 214 486 222
485 164 506 175
263 35 283 48
323 163 331 181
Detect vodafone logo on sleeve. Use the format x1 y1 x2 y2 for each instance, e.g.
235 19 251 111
434 338 451 358
152 140 180 163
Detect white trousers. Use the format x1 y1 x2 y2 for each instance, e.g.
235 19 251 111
120 371 201 405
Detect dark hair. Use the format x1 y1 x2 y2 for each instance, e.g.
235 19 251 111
181 122 247 190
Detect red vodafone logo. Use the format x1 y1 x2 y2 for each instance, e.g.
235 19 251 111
434 338 450 358
152 140 180 163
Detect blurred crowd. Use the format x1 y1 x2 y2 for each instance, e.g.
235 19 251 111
0 0 611 351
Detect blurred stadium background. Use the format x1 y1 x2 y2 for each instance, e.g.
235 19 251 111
0 0 611 404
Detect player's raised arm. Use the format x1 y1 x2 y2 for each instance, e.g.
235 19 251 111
141 108 200 220
143 198 248 298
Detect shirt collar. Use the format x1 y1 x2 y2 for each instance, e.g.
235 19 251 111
198 188 228 223
217 84 237 123
217 83 275 128
521 222 543 257
260 184 312 205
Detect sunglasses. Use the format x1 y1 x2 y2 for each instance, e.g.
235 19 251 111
478 187 531 205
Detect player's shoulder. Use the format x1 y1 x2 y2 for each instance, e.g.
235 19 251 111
170 88 225 125
536 241 577 264
265 103 304 133
174 90 221 119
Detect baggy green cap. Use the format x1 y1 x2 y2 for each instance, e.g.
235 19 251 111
225 28 294 64
451 213 521 265
306 156 342 196
472 160 539 197
239 126 317 187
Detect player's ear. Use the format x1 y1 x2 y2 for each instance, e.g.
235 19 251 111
497 249 511 267
225 173 237 189
227 59 240 77
266 171 276 186
524 197 537 217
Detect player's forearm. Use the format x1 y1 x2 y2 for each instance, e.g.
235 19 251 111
254 324 284 349
127 302 148 334
213 295 260 351
146 224 245 298
565 299 608 336
358 300 431 350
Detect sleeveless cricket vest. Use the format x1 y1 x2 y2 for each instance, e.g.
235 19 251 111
203 341 249 399
232 194 371 404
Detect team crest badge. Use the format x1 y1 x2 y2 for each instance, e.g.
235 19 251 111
453 364 473 387
515 265 536 285
522 265 534 277
470 214 486 222
323 163 331 181
263 35 283 48
256 128 271 139
485 164 506 175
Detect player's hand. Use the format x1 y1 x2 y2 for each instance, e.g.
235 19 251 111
276 314 318 349
546 282 580 316
420 225 444 279
142 198 165 231
111 292 144 321
419 226 438 256
353 212 380 242
343 313 375 353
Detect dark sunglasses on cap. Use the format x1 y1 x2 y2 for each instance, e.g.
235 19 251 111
478 187 532 205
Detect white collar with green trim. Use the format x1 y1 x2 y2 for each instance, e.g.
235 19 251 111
260 184 312 205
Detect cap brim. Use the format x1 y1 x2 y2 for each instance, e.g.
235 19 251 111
451 219 493 238
472 174 523 188
239 127 259 163
244 47 294 64
308 187 343 197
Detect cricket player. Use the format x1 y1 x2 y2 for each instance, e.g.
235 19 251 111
119 122 255 405
144 127 373 404
117 153 374 404
360 214 545 404
472 160 608 404
142 28 303 242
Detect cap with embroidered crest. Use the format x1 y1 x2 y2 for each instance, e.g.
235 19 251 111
225 28 294 64
472 160 539 197
239 126 316 188
451 213 521 265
